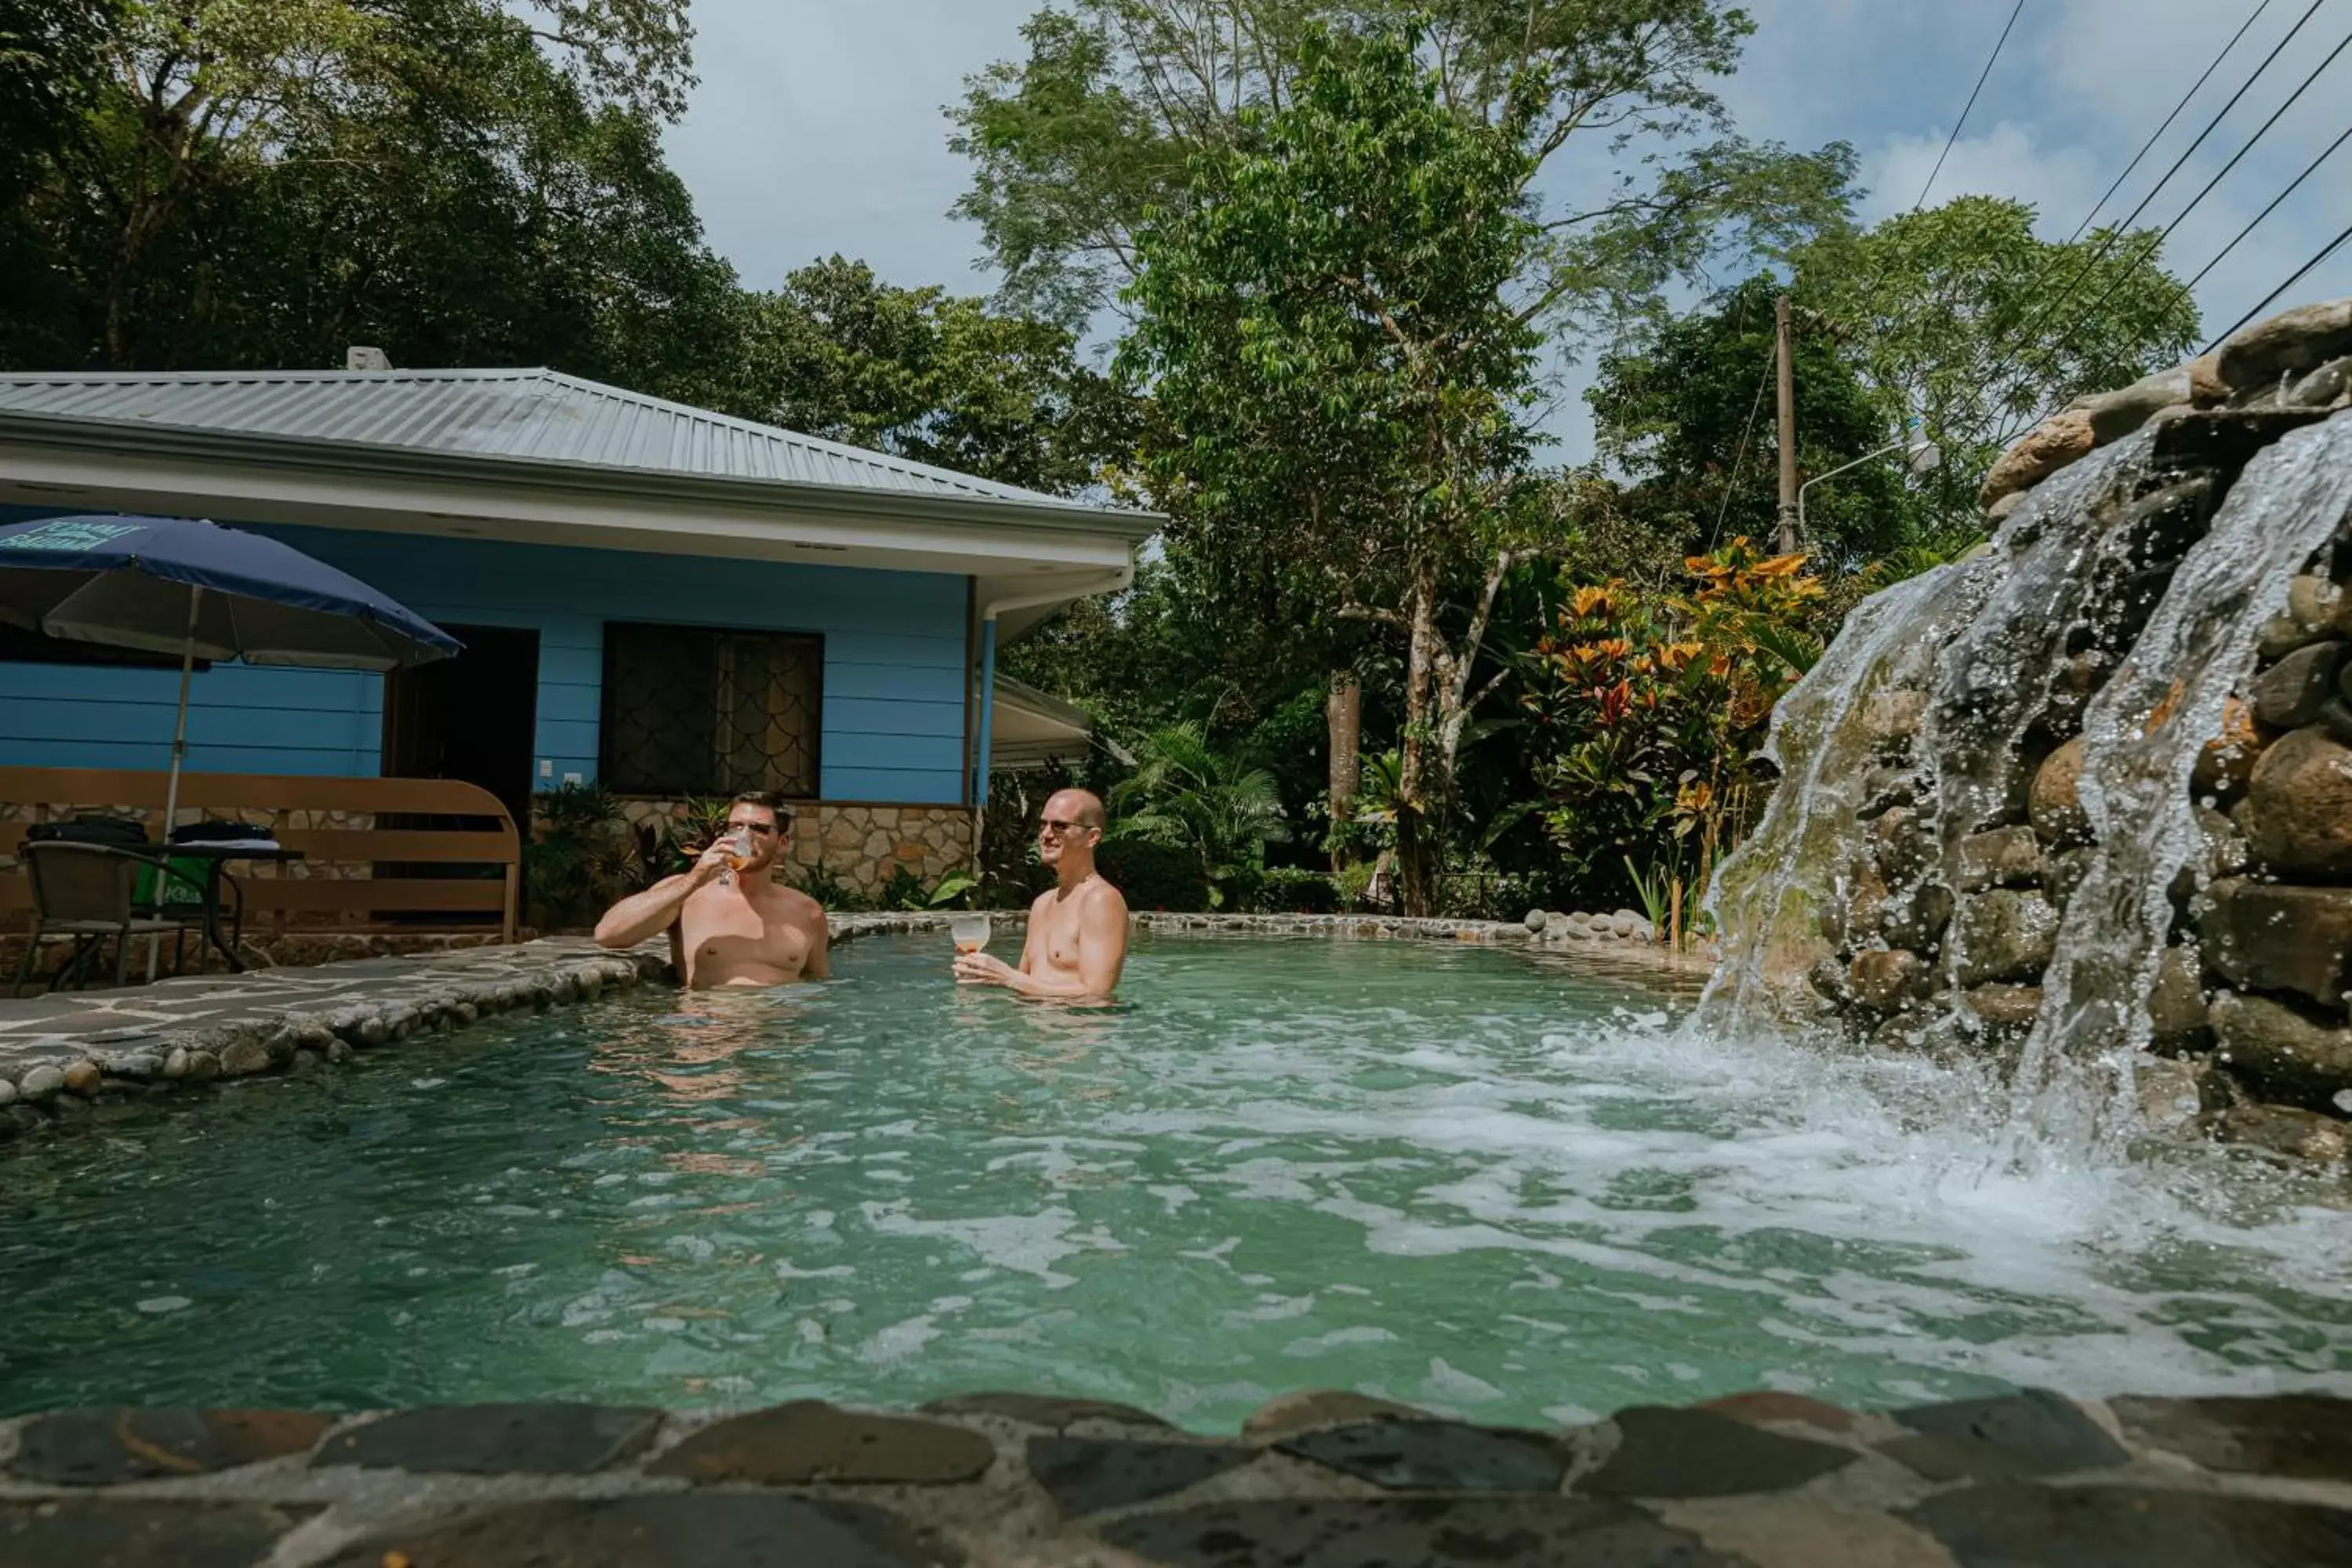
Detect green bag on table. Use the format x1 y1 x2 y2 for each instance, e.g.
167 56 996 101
134 856 208 912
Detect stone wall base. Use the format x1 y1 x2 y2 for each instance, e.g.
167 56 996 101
606 800 975 898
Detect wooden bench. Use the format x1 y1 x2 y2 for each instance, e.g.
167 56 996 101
0 768 519 944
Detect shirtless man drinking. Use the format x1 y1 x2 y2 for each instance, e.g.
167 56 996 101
953 788 1128 1000
593 791 829 987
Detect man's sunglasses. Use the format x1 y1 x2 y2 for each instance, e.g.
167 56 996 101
1038 818 1098 837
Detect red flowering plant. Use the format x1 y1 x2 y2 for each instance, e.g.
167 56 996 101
1520 539 1825 915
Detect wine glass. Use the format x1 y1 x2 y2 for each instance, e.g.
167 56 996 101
714 828 753 887
949 913 991 956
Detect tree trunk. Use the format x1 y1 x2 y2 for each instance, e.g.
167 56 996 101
1326 669 1360 871
1395 561 1442 916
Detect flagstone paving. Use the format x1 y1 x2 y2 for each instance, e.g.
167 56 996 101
0 1388 2345 1565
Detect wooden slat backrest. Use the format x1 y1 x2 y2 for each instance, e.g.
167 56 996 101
0 768 519 941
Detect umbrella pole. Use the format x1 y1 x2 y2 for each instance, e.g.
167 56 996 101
147 585 203 983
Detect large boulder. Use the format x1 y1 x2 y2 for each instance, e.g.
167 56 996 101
2209 992 2352 1114
1978 408 2096 511
1956 826 2042 891
2027 739 2087 846
2241 725 2352 876
2147 945 2213 1053
2199 879 2352 1010
2067 363 2192 443
1847 949 1933 1014
2252 641 2347 729
2213 296 2352 397
2209 1102 2347 1165
1955 889 2061 985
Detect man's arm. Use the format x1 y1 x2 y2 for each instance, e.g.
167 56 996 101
799 901 831 980
964 887 1127 1000
595 858 720 950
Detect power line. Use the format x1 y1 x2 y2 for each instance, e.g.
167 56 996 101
1986 18 2352 445
2061 0 2278 245
1966 0 2326 397
1708 338 1776 553
2183 119 2352 292
1846 0 2032 337
2203 216 2352 353
1912 0 2029 212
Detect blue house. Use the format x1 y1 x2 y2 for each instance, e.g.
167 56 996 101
0 367 1150 894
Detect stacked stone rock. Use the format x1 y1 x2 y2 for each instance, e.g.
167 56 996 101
1807 296 2352 1164
1524 908 1667 946
2 1386 2345 1565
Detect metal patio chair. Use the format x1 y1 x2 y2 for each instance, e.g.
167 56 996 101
13 840 201 996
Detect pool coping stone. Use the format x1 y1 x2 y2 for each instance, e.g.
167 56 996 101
1 1389 2346 1565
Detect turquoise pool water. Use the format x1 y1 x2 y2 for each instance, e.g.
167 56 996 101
2 934 2347 1430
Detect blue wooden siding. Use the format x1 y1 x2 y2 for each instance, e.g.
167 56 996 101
0 508 974 803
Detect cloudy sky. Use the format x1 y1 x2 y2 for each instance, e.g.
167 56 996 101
662 0 2352 459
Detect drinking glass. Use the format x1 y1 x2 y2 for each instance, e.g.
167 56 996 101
714 829 753 887
949 913 991 955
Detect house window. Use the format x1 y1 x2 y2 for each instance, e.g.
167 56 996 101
600 623 822 797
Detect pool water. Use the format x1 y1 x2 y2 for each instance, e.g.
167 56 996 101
3 934 2347 1430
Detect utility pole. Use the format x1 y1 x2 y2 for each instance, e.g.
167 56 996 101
1775 292 1798 555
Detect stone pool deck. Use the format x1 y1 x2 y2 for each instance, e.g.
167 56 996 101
0 912 1704 1144
1 1386 2345 1564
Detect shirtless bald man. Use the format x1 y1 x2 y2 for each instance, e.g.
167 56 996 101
593 791 829 988
953 788 1128 1000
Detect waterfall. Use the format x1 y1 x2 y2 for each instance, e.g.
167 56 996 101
1693 406 2352 1166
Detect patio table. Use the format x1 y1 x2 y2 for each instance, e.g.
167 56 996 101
133 843 306 974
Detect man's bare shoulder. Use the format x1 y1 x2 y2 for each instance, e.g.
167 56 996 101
1028 885 1060 916
771 884 826 927
1082 877 1130 919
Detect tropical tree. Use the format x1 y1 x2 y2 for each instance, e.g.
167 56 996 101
953 0 1854 332
1109 720 1290 909
1586 274 1918 569
734 256 1139 496
1791 194 2200 526
1122 27 1562 913
0 0 736 399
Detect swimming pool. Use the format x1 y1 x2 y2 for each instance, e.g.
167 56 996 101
2 933 2346 1429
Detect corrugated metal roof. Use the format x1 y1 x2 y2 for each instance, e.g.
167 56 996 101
0 367 1112 514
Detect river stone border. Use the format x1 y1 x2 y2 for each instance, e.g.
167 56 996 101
0 911 1702 1145
0 1387 2344 1564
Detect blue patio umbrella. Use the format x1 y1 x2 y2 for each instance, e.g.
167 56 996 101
0 513 459 971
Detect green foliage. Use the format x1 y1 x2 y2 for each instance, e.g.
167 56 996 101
1588 274 1916 568
1095 837 1212 913
1791 194 2201 527
524 783 633 931
874 865 981 912
1520 542 1823 904
1108 720 1289 909
793 862 867 912
954 1 1853 331
735 255 1140 497
0 0 738 396
1254 866 1339 913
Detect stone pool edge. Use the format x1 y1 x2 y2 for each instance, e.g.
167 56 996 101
0 911 1704 1145
0 1385 2344 1566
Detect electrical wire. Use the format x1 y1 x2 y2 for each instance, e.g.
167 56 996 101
1708 339 1777 553
1912 0 2029 212
1953 0 2328 422
2201 215 2352 353
2183 119 2352 292
2060 0 2278 245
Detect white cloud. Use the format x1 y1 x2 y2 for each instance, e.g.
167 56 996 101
1859 120 2107 234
